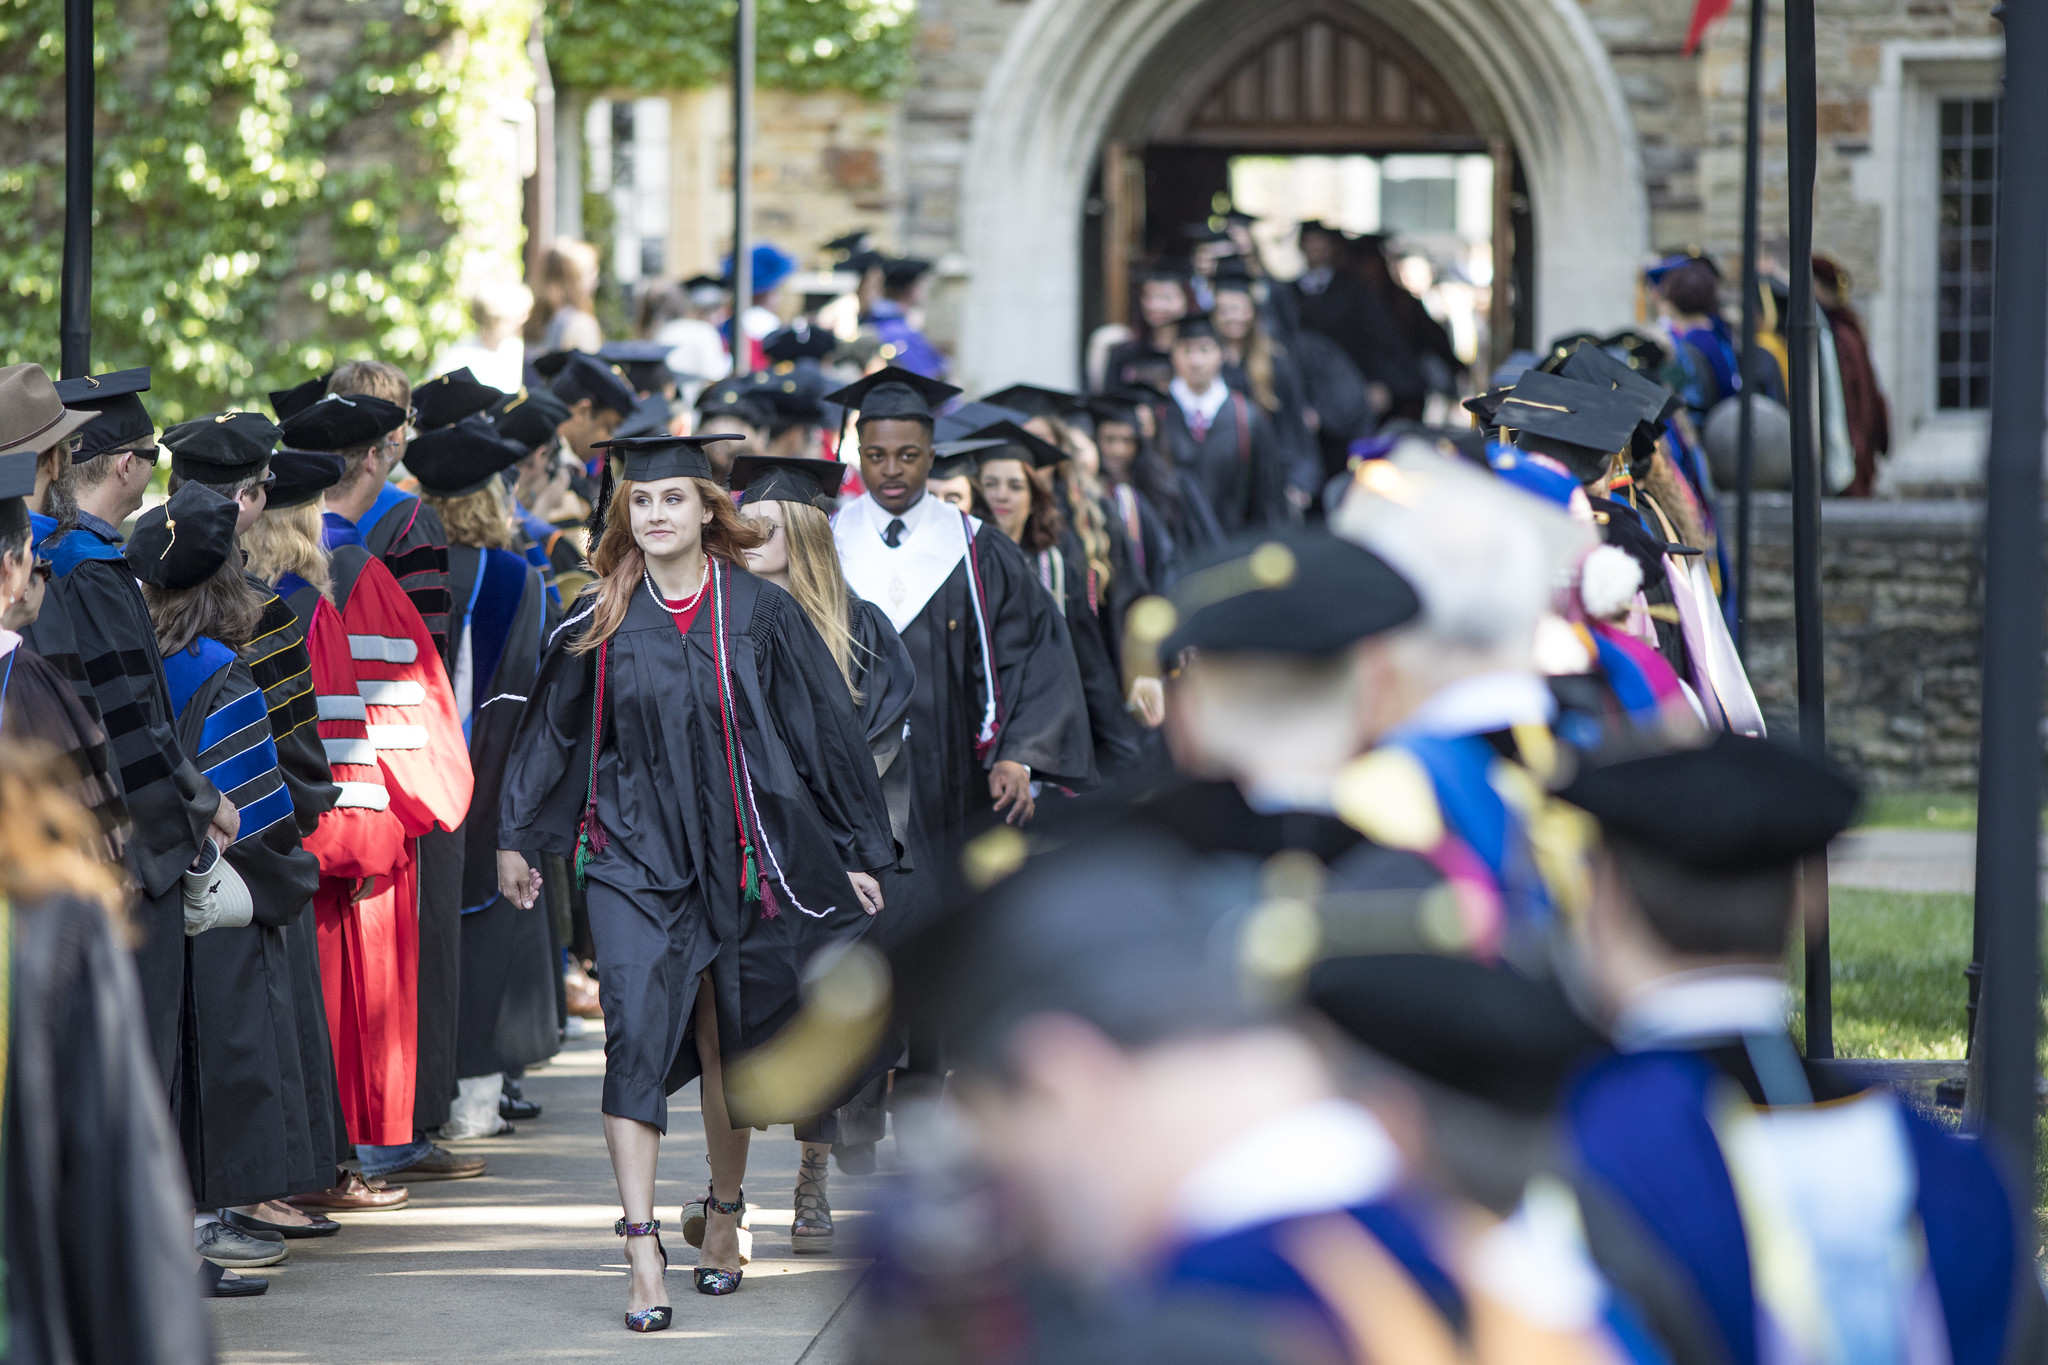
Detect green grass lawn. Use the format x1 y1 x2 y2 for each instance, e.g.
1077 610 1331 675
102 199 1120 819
1790 887 1975 1059
1855 791 1981 832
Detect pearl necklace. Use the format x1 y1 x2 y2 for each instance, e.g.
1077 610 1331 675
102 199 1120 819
643 559 710 614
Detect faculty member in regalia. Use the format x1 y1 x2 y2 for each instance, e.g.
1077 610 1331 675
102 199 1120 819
496 434 894 1328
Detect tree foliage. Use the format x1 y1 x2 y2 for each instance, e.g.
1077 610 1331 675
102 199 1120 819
547 0 916 99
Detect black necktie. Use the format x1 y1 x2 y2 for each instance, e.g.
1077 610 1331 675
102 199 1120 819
882 518 906 548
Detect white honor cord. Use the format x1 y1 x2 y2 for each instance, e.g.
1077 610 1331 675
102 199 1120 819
960 510 999 746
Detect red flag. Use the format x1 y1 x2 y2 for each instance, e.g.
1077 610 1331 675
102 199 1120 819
1683 0 1733 53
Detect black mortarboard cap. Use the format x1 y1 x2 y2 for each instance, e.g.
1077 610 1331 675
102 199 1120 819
124 481 239 589
1160 529 1420 663
978 384 1079 420
891 829 1260 1074
1212 255 1256 287
880 257 931 290
541 351 639 418
1559 732 1860 873
1136 262 1190 284
1494 371 1641 480
758 367 828 426
1084 395 1141 429
269 373 332 422
412 366 506 433
822 229 873 258
823 366 960 425
763 322 838 364
55 368 155 460
933 400 1029 444
162 410 283 484
1308 955 1605 1114
683 274 727 297
594 434 739 483
1558 342 1682 429
491 386 572 453
1172 312 1219 343
0 451 34 538
697 376 776 429
265 448 348 511
962 419 1065 472
609 393 675 441
599 340 681 394
276 392 407 454
729 455 848 512
1462 387 1511 429
930 436 1004 481
1181 222 1232 244
405 413 532 497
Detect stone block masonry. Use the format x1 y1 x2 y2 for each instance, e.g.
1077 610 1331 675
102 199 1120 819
1741 493 2024 791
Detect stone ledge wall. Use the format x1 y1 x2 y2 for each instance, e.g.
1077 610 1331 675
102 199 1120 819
1742 493 2007 790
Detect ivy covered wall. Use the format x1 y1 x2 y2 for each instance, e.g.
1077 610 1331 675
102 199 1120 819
0 0 532 422
548 0 916 100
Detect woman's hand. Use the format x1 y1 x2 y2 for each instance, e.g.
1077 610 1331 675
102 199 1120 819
498 850 542 909
847 871 884 916
989 760 1035 826
1126 676 1165 728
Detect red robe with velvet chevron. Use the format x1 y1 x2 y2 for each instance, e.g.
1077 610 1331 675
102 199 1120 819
292 550 472 1146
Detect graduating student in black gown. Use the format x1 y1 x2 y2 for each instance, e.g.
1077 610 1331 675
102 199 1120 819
497 435 894 1326
826 369 1094 948
733 452 916 1255
966 420 1141 779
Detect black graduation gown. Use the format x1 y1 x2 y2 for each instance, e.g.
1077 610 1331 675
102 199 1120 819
1032 537 1141 778
169 650 325 1206
877 523 1094 945
499 566 896 1132
849 594 917 790
245 582 352 1171
7 894 214 1365
1157 395 1292 534
29 531 217 1086
449 544 561 1078
0 642 126 851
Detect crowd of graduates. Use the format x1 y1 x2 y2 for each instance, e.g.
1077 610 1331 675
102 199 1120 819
0 207 2016 1365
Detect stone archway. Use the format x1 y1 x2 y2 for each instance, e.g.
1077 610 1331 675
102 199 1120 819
952 0 1648 391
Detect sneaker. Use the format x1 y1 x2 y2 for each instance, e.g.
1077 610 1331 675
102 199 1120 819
383 1143 487 1181
196 1219 289 1268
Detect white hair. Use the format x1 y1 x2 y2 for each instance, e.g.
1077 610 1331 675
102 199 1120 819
1332 441 1591 672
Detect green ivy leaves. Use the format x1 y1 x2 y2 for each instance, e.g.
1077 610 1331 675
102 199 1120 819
548 0 916 100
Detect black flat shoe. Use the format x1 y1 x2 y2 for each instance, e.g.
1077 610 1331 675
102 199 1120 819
224 1207 341 1240
208 1271 269 1298
500 1096 542 1122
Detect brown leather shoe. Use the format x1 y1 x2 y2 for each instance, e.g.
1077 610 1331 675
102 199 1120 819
287 1171 410 1211
384 1143 487 1181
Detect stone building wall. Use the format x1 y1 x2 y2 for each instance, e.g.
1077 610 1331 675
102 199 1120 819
1743 493 2002 790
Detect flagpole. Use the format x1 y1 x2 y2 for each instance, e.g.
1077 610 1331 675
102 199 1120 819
59 0 93 378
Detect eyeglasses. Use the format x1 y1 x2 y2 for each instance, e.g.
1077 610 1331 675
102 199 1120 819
129 446 161 465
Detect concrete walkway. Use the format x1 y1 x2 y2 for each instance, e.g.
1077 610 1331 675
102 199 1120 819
210 1034 872 1364
1829 829 1981 894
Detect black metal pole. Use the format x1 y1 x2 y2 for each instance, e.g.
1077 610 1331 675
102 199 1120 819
730 0 755 377
1783 0 1830 1059
1733 0 1767 654
59 0 93 378
1971 0 2046 1172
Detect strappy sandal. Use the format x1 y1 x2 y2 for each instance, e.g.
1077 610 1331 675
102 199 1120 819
791 1150 834 1255
683 1188 749 1296
614 1218 672 1332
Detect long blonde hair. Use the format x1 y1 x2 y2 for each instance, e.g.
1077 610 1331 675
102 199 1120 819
1041 414 1115 595
244 502 331 599
425 481 514 551
766 499 862 700
569 478 768 654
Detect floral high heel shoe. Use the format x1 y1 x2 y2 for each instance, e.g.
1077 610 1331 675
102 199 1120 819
614 1218 672 1332
681 1187 750 1295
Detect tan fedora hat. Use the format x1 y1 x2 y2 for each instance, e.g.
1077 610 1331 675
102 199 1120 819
0 363 99 458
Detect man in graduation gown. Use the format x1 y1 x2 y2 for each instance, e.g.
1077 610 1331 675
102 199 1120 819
827 368 1093 946
1558 735 2048 1365
285 387 476 1146
1155 315 1291 534
12 364 232 1086
866 258 949 379
1331 442 1596 963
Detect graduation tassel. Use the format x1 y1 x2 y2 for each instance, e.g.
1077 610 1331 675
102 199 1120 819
573 640 611 889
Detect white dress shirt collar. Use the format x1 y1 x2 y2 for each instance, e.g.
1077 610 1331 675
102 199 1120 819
1612 967 1791 1051
1170 376 1231 428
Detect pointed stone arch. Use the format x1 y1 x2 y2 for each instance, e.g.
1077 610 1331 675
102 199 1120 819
952 0 1648 392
